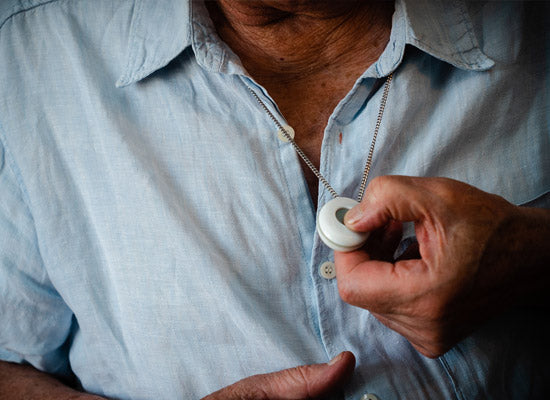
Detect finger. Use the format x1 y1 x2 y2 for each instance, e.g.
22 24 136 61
344 175 436 232
202 351 355 400
335 251 429 311
258 351 355 399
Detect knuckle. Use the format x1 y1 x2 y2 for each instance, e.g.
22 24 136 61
427 177 467 204
364 176 392 209
369 175 391 193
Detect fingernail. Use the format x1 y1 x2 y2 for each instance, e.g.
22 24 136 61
328 352 344 365
344 206 362 226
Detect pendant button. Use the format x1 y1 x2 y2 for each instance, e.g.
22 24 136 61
317 197 369 252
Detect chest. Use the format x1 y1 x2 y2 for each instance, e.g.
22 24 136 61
264 75 364 206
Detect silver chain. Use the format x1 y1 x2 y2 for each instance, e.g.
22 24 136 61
246 73 392 201
357 73 393 201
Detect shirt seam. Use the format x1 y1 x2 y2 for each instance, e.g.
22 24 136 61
0 0 65 31
189 1 227 74
408 38 486 69
192 21 227 73
453 0 485 68
401 0 491 70
123 0 195 85
438 355 465 400
118 0 144 86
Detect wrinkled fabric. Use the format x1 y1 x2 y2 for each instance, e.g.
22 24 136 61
0 0 548 399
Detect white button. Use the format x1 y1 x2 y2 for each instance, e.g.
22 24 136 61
360 394 380 400
319 261 336 280
277 124 295 142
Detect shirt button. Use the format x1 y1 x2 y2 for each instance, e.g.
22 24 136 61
360 394 380 400
319 261 336 280
277 124 295 142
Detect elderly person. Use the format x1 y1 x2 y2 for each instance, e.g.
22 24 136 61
0 0 548 399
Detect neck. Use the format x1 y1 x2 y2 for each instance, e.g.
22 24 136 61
207 0 394 83
206 1 394 207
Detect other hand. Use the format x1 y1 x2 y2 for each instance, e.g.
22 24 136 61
335 175 549 357
201 351 355 400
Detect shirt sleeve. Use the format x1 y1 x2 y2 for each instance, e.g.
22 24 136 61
0 136 74 378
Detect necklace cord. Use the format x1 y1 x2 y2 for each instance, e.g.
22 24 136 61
357 74 393 202
246 87 340 198
246 73 392 201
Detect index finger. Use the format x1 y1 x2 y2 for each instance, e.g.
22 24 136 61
344 175 436 232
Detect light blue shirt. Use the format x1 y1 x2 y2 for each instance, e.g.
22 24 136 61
1 0 549 399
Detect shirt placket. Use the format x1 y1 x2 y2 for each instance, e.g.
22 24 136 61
240 74 385 392
309 77 388 392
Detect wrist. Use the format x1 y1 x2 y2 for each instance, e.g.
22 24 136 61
481 205 550 308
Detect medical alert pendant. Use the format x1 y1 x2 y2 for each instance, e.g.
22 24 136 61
247 74 393 253
317 197 369 252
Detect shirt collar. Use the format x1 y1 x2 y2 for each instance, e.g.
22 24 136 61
401 0 494 71
116 0 494 87
116 0 192 87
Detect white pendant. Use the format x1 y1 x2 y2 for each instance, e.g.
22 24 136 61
317 197 369 252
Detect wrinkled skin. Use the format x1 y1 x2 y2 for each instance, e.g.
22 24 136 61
202 352 355 400
335 175 549 358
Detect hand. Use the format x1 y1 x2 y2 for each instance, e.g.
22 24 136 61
201 351 355 400
334 176 549 358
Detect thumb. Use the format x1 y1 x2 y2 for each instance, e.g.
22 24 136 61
344 176 432 232
203 351 355 400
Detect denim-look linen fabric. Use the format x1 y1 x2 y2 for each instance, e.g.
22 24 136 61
0 0 549 399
